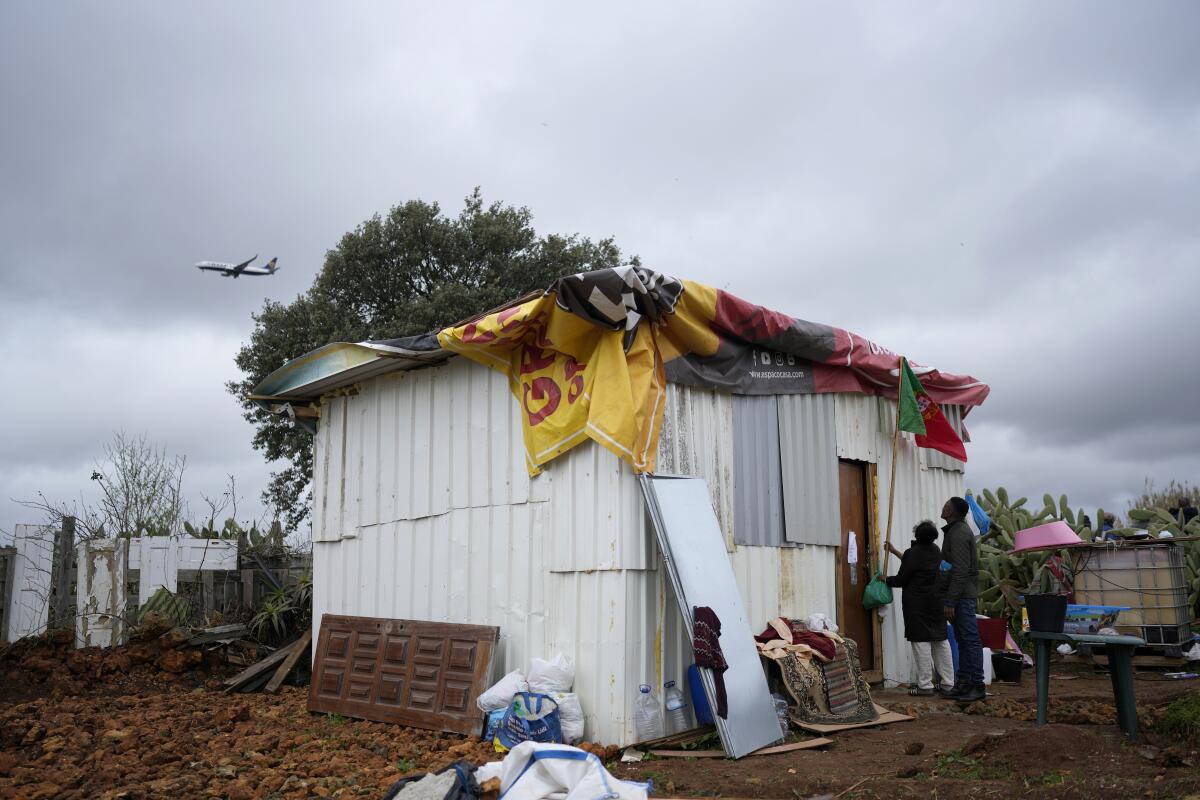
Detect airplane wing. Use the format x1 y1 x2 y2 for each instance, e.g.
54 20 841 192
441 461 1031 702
239 258 279 276
230 254 258 277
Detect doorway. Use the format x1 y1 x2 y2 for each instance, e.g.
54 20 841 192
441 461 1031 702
836 460 877 673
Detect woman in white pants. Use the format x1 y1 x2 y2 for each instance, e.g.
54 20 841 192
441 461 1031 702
886 521 955 695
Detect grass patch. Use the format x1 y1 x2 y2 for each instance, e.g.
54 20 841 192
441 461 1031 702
1155 692 1200 745
325 713 348 725
925 750 1014 780
678 732 721 751
1025 771 1074 787
396 757 418 773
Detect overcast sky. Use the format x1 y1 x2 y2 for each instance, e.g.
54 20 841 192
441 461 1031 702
3 3 1198 542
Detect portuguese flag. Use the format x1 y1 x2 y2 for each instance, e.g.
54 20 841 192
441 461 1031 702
898 358 968 462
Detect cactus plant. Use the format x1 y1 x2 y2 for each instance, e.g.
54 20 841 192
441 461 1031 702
972 487 1200 623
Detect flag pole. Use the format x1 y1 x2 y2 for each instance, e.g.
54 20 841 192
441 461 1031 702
883 360 904 568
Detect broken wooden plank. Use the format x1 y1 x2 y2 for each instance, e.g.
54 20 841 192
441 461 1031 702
265 627 312 694
633 726 715 750
223 638 300 692
188 623 248 646
753 737 835 755
648 736 833 759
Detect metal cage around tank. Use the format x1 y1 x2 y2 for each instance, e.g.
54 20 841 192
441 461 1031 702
1071 543 1191 657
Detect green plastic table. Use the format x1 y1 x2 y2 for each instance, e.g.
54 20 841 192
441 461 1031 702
1027 631 1145 740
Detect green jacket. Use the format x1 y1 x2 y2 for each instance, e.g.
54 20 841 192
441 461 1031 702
941 519 978 604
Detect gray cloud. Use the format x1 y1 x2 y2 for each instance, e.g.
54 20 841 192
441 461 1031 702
3 2 1200 537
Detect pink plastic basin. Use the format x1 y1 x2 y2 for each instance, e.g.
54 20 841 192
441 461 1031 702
1008 521 1081 554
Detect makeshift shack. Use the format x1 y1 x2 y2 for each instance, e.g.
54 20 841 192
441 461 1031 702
252 268 989 745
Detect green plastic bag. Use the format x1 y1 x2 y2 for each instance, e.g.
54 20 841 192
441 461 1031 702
862 572 893 609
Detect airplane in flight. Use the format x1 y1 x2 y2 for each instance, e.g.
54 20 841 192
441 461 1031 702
195 254 279 278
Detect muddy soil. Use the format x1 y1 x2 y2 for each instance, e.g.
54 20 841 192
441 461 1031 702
0 648 1197 800
613 677 1200 800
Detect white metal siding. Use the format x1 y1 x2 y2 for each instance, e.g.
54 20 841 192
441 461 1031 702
312 360 547 543
778 394 840 546
732 544 838 626
657 384 736 548
732 396 787 547
310 355 970 739
835 394 879 462
547 442 654 572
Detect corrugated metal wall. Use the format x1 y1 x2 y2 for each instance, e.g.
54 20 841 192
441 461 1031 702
732 395 786 547
311 359 657 744
657 384 736 548
731 544 838 625
547 441 653 572
311 359 544 543
835 394 879 462
311 360 968 741
778 394 840 546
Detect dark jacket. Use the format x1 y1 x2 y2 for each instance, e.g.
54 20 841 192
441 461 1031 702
886 540 948 642
942 518 979 604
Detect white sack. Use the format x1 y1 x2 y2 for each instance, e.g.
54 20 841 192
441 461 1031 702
550 692 584 744
528 653 575 693
477 670 530 712
474 742 648 800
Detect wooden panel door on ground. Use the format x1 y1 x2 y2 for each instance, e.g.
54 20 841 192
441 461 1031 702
308 614 498 735
837 460 875 670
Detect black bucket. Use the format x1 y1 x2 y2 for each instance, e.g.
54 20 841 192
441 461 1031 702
992 652 1023 683
1025 593 1068 633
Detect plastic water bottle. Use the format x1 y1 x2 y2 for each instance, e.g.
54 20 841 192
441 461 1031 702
664 680 689 733
635 684 664 741
772 693 790 737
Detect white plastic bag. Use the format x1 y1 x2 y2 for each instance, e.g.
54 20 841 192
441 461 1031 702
474 742 649 800
805 613 839 634
549 692 584 744
528 653 575 693
477 670 530 712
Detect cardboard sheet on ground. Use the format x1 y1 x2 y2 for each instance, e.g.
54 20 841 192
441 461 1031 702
640 474 783 759
793 703 911 734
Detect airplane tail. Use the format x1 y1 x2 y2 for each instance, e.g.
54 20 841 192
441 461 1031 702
266 257 279 273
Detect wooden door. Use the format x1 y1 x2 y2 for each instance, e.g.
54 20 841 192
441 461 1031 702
309 614 499 735
837 460 876 669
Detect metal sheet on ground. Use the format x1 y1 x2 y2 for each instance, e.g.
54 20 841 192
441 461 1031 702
308 614 498 736
640 475 783 759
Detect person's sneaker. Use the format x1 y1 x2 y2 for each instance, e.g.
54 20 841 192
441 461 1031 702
937 683 961 698
954 684 986 704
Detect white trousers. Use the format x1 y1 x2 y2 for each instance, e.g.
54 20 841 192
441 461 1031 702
910 640 955 690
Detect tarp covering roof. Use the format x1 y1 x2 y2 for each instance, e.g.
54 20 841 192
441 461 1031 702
253 268 988 472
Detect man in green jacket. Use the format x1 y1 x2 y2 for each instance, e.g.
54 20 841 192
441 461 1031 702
940 496 985 704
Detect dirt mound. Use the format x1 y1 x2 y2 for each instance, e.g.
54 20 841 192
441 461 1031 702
0 684 618 800
965 696 1168 729
0 623 225 704
970 724 1123 773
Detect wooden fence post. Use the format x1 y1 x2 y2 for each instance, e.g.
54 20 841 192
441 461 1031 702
53 517 76 628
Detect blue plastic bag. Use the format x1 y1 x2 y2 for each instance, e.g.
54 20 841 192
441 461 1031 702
483 708 507 742
493 692 563 753
965 493 991 535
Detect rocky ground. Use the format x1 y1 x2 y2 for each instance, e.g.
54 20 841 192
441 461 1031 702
0 633 1197 799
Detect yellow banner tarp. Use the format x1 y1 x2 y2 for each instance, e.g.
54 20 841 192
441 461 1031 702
437 281 720 475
